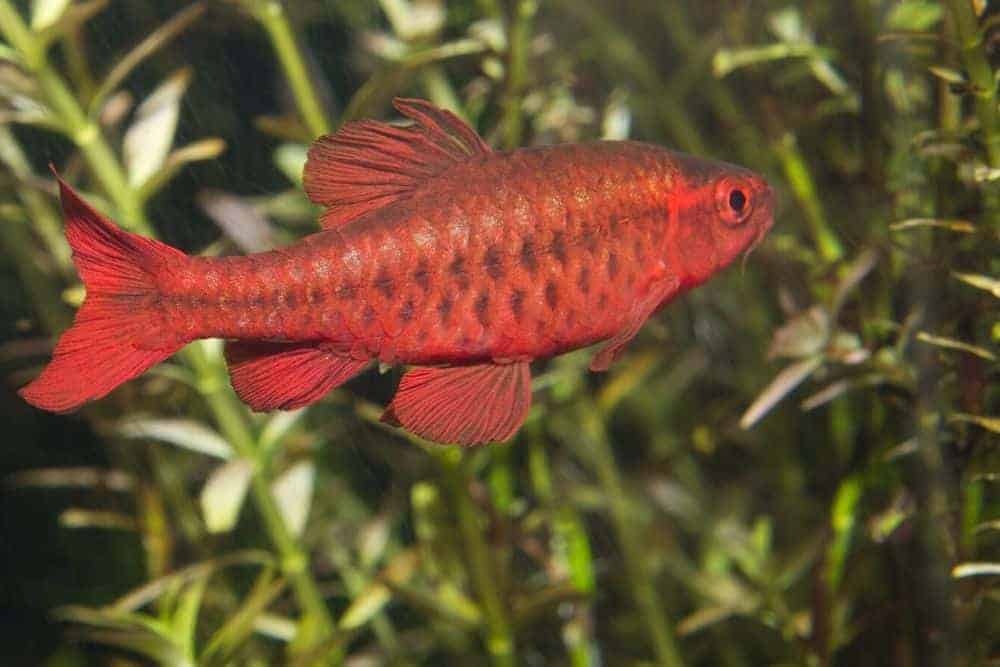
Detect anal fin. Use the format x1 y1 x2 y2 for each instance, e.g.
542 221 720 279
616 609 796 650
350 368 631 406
225 341 370 411
381 363 531 446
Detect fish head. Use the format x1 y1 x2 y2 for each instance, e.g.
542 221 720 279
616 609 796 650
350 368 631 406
669 153 775 286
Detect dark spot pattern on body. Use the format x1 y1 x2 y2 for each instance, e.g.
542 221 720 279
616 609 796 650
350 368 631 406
484 246 504 280
449 256 469 290
285 292 297 309
363 305 377 327
400 299 414 323
520 240 537 274
607 252 619 279
510 289 524 321
545 281 559 310
375 269 395 299
438 295 453 324
413 259 430 291
551 231 567 265
474 292 490 327
577 266 591 294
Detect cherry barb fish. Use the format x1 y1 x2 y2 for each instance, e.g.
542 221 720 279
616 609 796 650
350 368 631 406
19 98 774 445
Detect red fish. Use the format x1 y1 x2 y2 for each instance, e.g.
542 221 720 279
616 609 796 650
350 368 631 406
19 98 773 445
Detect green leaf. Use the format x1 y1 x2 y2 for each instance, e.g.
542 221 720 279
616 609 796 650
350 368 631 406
30 0 72 30
171 577 207 660
890 218 976 233
273 143 308 187
271 461 315 538
202 570 286 662
740 356 824 429
916 332 996 360
928 66 966 85
124 68 192 186
200 459 254 533
949 413 1000 434
827 475 863 591
337 582 391 630
117 418 232 459
258 408 307 457
886 0 943 31
953 272 1000 298
952 562 1000 578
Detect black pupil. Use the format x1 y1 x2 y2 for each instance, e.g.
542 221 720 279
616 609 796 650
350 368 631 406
729 189 747 213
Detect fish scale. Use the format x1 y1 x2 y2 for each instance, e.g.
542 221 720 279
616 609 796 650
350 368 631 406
20 98 773 446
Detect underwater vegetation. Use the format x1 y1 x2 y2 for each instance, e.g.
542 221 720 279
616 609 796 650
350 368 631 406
0 1 997 665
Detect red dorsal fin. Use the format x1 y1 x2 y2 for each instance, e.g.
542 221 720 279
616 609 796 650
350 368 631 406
381 362 531 446
225 341 370 411
303 98 491 229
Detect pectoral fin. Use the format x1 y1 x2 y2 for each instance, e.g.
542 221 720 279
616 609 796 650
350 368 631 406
590 277 680 372
225 341 370 411
381 362 532 446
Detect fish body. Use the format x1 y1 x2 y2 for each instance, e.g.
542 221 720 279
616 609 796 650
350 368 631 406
20 99 774 445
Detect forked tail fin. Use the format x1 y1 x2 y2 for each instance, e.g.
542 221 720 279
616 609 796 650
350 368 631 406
19 173 187 413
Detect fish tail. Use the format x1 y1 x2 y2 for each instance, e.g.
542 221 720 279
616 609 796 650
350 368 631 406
19 171 187 413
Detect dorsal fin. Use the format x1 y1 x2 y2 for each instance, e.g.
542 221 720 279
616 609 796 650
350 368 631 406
303 98 492 229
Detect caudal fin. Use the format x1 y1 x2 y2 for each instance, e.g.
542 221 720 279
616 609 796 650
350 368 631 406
19 173 186 413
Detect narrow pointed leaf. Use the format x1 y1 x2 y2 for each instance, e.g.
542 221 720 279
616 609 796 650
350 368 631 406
124 68 191 186
200 459 254 533
117 418 232 459
740 357 823 429
271 461 315 538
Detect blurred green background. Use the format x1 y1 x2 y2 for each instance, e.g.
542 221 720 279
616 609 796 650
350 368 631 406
1 0 998 665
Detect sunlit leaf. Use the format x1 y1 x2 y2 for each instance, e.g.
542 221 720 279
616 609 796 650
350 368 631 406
952 272 1000 298
200 459 254 533
139 137 227 202
677 606 736 636
949 413 1000 434
338 581 391 630
890 217 976 233
60 509 136 531
916 332 996 360
741 356 823 429
272 461 315 538
886 0 943 30
9 466 133 491
30 0 71 30
124 68 191 186
117 418 232 459
274 142 308 187
927 66 965 85
952 562 1000 578
171 577 207 658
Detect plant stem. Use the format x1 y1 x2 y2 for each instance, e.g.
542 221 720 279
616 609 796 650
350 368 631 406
250 0 332 138
946 0 1000 168
577 408 684 667
528 433 599 667
502 0 537 149
775 132 844 263
439 450 515 667
184 345 336 651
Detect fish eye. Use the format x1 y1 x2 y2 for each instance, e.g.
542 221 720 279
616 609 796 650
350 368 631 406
729 189 746 213
715 177 754 226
